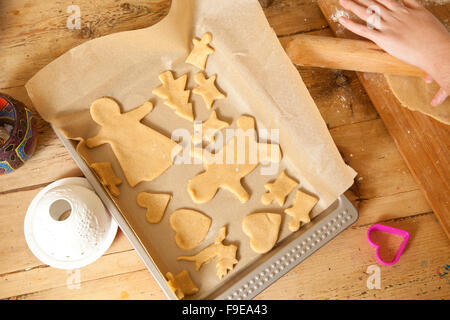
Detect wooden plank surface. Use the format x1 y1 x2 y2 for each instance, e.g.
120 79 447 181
317 0 450 240
0 0 449 300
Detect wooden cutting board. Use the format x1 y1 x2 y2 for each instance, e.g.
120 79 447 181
317 0 450 239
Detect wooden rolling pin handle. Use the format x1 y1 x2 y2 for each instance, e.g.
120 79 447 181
286 34 427 77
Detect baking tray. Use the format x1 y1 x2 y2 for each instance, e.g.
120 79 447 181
54 126 358 300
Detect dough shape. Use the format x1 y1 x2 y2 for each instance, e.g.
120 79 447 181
242 212 281 254
90 162 122 197
262 170 298 206
137 192 171 224
153 71 194 121
185 32 214 70
285 190 318 232
169 209 212 250
166 270 199 299
86 98 178 187
193 73 226 109
386 75 450 125
188 115 282 203
177 226 238 279
192 110 229 145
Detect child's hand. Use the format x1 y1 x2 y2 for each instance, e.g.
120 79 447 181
338 0 450 106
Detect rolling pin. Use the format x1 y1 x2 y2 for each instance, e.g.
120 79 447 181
286 34 427 77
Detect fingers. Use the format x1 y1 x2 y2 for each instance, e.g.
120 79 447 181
402 0 421 9
338 16 379 41
424 75 433 84
339 0 373 21
374 0 400 11
431 88 449 106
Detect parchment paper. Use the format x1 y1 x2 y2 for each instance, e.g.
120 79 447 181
26 0 356 298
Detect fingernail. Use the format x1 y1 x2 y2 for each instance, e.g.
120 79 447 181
431 96 442 106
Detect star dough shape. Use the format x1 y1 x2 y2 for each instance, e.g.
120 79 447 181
188 115 282 204
166 270 199 299
284 190 318 232
261 170 298 206
242 212 281 254
153 71 194 121
177 226 238 280
137 192 171 224
169 209 212 250
185 32 214 70
90 162 122 197
192 110 229 145
193 73 226 109
86 98 178 187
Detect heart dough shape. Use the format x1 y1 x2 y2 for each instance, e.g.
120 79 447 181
169 209 212 250
242 212 281 254
137 192 171 224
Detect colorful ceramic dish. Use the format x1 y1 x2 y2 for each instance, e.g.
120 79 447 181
0 94 38 175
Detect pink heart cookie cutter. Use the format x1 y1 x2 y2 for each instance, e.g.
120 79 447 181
367 224 410 266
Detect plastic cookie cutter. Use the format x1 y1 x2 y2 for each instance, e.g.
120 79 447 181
367 224 410 266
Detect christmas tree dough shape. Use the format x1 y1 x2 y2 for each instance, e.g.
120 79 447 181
86 98 178 187
285 190 318 232
185 32 214 70
192 110 229 145
177 226 238 280
137 192 171 224
261 170 298 206
193 73 226 109
188 115 282 203
169 209 212 250
153 71 194 121
242 212 281 254
166 270 199 299
90 162 122 197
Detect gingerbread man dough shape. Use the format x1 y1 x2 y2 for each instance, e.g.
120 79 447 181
185 32 214 70
86 98 178 187
188 115 282 203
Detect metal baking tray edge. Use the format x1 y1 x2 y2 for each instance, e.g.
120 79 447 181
53 125 358 300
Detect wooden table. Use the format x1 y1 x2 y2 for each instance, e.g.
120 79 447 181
0 0 449 300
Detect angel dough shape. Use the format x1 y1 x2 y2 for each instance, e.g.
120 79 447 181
86 98 178 187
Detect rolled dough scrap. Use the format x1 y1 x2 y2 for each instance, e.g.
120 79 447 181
285 190 318 232
153 71 194 121
188 115 282 203
242 212 281 254
86 98 178 187
137 192 171 224
169 209 212 250
166 270 199 299
193 73 226 109
90 162 122 197
192 110 229 145
177 226 238 279
185 32 214 70
261 170 298 206
386 75 450 125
